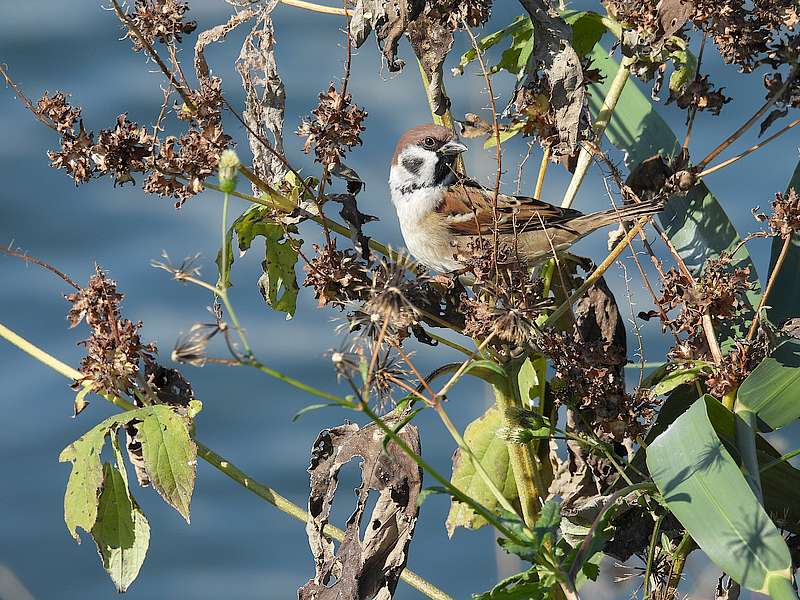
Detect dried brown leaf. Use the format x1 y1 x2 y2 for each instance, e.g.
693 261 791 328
300 418 422 600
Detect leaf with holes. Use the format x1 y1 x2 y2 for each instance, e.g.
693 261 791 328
134 405 196 522
59 425 108 541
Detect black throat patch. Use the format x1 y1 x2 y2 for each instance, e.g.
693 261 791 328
433 155 456 186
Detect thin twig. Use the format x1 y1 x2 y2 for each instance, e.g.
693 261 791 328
279 0 349 16
694 63 799 170
696 116 800 179
747 234 792 341
1 246 80 289
534 144 551 200
0 63 59 132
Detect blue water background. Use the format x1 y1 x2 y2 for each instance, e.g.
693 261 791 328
1 2 799 599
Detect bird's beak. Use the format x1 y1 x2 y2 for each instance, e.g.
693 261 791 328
437 141 468 156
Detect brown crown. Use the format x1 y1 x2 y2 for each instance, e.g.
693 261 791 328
391 123 453 166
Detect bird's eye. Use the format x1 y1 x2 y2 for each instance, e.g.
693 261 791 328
423 136 436 149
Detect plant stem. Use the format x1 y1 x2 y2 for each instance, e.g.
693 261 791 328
666 533 694 599
241 360 353 405
534 144 551 200
643 513 665 599
695 63 799 170
493 365 542 529
359 401 526 544
747 234 792 341
0 321 452 600
760 447 800 473
204 181 397 261
561 55 633 209
696 117 800 178
544 216 650 326
278 0 349 16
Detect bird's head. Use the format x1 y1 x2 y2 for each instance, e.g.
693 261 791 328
389 124 467 196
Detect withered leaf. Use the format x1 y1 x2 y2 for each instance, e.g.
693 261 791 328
350 0 425 72
407 9 454 116
300 418 422 600
194 6 261 80
236 7 288 189
517 0 587 156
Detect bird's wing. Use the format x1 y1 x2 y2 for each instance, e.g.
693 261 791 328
435 178 585 237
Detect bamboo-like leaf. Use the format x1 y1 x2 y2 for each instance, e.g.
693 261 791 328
764 161 800 327
587 47 757 283
646 396 795 596
446 406 518 536
737 339 800 430
136 405 196 522
650 364 707 395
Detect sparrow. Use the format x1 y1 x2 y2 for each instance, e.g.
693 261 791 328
388 123 664 273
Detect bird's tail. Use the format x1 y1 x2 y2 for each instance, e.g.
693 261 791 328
577 198 665 230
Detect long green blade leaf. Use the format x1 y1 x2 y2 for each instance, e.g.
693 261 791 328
737 339 800 430
588 47 756 281
646 396 794 595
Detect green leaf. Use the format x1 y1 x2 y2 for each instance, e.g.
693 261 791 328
668 42 698 95
764 161 800 327
135 405 196 522
564 11 608 57
737 339 800 430
646 396 794 595
454 16 531 76
257 222 301 319
59 425 108 541
651 364 707 395
463 360 509 391
291 402 340 422
473 568 546 600
446 406 518 536
499 498 562 561
483 122 526 148
587 47 757 284
91 461 150 592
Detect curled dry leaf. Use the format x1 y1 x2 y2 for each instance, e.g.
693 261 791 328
350 0 425 72
407 6 454 116
300 418 422 600
236 6 288 188
517 0 587 157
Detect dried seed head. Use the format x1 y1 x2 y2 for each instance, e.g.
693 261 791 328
303 241 370 308
297 85 367 167
756 188 800 239
48 123 95 185
172 322 221 367
92 114 155 186
37 91 81 134
129 0 197 51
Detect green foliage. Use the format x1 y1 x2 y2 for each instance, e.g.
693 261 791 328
646 396 795 596
737 339 800 430
217 201 302 319
91 440 150 592
563 11 608 57
59 405 195 590
447 406 518 535
454 16 533 78
650 364 709 395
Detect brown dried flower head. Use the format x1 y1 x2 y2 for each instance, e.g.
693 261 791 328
93 114 155 186
37 91 81 134
298 85 367 167
67 266 155 396
755 188 800 239
48 123 96 185
129 0 197 51
303 241 371 308
178 77 225 128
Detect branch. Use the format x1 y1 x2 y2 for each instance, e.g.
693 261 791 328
0 321 453 600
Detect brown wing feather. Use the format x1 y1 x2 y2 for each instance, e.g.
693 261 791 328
435 178 584 236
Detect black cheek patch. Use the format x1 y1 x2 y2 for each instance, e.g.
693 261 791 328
402 156 424 176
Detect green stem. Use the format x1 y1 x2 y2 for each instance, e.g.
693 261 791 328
760 447 800 473
493 364 542 529
561 55 633 209
243 360 354 405
360 401 526 544
0 321 453 600
643 513 665 599
666 532 694 598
